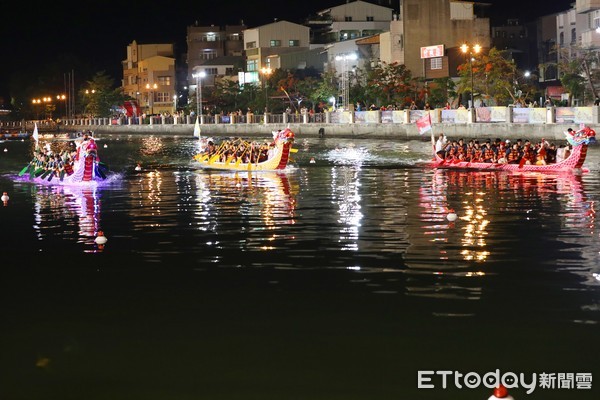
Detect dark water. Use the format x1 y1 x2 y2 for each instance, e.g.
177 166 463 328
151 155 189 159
0 135 599 400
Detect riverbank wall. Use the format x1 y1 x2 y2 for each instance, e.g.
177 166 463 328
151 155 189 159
68 122 591 144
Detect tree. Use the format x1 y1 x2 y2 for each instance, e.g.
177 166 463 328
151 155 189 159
427 77 457 108
365 62 415 107
556 45 598 106
81 72 126 117
457 47 516 106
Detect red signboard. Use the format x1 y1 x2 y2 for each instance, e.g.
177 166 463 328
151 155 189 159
420 45 444 59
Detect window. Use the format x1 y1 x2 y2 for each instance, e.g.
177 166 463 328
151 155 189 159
571 28 576 44
430 57 442 70
559 32 564 46
200 50 217 60
156 92 170 102
247 59 257 72
205 68 218 75
247 41 256 49
270 40 281 47
157 76 171 86
345 16 352 21
203 33 217 42
225 67 234 75
289 39 299 47
366 16 374 21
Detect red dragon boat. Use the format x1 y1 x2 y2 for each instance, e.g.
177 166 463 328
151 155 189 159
431 126 596 172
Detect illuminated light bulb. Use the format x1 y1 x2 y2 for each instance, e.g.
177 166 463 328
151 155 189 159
94 231 108 245
447 209 458 222
104 144 108 148
3 148 7 152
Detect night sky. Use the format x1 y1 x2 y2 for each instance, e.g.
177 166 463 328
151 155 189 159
0 0 573 102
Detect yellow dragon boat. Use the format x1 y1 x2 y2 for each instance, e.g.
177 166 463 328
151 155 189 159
193 128 295 171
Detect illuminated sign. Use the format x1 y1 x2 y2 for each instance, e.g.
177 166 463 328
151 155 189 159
420 45 444 59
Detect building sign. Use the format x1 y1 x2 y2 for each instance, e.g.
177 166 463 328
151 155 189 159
420 45 444 59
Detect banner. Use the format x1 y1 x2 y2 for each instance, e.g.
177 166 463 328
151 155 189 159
416 113 432 135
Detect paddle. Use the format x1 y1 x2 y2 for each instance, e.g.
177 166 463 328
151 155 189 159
40 170 52 179
97 162 109 172
59 170 65 181
518 157 527 169
30 167 39 180
47 170 55 182
19 163 32 176
34 168 46 178
95 164 107 179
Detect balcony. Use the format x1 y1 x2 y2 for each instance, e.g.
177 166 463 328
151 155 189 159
576 0 600 13
580 28 600 48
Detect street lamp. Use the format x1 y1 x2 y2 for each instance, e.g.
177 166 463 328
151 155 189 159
460 43 481 108
192 71 206 118
146 83 158 115
260 67 272 113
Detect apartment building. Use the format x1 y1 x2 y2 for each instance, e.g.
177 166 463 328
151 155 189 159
122 40 176 115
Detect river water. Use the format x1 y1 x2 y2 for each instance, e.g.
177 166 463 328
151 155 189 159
0 134 598 400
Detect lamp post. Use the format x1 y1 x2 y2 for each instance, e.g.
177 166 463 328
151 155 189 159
460 43 481 108
260 67 272 113
192 71 206 118
56 94 66 119
334 53 357 110
146 83 157 115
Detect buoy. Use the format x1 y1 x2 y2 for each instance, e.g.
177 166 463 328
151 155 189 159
3 148 7 152
447 209 458 221
1 191 8 206
135 163 142 171
104 144 108 148
488 385 514 400
94 231 108 245
309 157 316 164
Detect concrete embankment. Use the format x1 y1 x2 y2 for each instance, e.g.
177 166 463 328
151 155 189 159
69 122 590 143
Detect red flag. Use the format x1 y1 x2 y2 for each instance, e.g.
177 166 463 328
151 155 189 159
416 113 432 135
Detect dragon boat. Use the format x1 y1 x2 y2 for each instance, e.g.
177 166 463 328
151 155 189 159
193 128 295 171
19 131 109 184
431 126 596 172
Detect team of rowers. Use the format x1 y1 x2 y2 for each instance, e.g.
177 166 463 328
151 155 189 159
202 137 276 164
26 131 97 178
434 134 572 165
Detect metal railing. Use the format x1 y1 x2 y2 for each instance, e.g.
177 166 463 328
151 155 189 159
2 106 599 132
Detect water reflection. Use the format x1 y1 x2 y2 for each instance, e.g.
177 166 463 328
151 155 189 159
408 169 599 301
331 166 363 251
31 184 104 252
190 170 299 255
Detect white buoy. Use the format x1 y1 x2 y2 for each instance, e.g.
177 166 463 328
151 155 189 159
446 209 458 222
135 163 142 172
94 231 108 245
309 157 316 164
104 144 108 148
1 192 8 202
3 148 7 152
487 385 514 400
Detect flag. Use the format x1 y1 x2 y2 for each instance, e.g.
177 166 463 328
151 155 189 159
32 123 39 142
416 113 432 135
193 116 201 139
